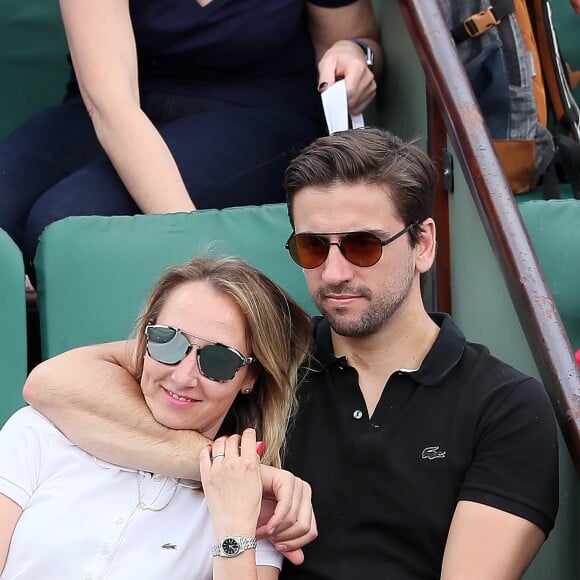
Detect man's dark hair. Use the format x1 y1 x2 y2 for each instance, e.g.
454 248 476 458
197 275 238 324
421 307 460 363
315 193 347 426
284 127 436 246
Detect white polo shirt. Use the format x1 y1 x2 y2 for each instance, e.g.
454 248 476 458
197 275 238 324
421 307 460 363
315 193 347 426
0 407 282 579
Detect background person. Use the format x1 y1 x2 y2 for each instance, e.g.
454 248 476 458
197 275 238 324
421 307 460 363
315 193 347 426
0 0 382 276
0 256 313 578
23 127 559 578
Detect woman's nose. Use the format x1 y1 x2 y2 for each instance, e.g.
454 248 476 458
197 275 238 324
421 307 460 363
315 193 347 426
171 349 201 385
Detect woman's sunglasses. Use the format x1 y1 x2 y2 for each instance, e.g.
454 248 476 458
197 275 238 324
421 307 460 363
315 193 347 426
145 324 254 383
285 223 417 269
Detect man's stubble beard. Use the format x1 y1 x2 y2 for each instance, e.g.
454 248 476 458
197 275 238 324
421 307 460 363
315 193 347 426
315 261 415 338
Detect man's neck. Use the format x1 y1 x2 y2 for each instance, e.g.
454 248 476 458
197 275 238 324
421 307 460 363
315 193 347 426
330 304 439 415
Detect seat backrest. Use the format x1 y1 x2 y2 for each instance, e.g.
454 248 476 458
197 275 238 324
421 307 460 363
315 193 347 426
0 229 28 425
0 2 68 139
519 199 580 350
35 204 318 359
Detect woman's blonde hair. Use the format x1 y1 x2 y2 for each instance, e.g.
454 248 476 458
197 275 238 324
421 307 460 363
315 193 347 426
129 256 313 468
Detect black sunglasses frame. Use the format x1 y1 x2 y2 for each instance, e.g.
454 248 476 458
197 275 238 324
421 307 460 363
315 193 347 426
145 324 254 383
285 222 419 269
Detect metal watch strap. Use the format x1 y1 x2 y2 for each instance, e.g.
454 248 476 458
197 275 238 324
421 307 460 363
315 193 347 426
351 39 375 71
210 536 257 558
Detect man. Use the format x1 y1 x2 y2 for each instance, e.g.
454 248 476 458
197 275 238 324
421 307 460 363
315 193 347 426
25 128 558 578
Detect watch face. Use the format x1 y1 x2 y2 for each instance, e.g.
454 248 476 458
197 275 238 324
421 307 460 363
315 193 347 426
222 537 240 556
363 45 374 70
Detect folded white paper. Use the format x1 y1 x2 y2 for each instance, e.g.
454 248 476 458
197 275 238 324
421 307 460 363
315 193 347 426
321 79 365 134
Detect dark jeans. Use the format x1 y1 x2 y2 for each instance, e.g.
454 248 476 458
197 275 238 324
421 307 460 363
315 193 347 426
0 92 323 274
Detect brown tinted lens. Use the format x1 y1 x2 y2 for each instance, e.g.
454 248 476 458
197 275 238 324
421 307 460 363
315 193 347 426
292 234 329 268
341 232 383 266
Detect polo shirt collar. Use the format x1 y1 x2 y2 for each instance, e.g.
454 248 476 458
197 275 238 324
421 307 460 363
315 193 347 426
312 312 465 387
411 313 465 385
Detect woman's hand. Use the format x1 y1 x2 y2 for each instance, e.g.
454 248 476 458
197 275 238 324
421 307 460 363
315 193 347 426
317 39 377 115
200 429 262 538
306 0 381 116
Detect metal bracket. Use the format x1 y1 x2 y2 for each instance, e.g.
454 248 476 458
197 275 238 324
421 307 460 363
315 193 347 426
442 150 454 193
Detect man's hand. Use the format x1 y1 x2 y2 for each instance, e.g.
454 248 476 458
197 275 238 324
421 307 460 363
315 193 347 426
257 465 318 564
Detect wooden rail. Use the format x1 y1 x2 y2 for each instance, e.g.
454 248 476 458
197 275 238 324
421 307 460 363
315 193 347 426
398 0 580 473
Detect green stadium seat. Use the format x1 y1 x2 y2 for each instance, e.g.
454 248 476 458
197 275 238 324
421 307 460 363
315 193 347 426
0 229 28 425
0 3 68 140
519 199 580 350
34 204 318 359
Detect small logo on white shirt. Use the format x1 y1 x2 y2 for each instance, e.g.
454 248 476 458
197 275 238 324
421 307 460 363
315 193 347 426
161 543 177 550
421 446 446 460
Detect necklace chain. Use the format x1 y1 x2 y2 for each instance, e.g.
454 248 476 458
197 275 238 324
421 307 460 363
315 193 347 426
136 472 180 512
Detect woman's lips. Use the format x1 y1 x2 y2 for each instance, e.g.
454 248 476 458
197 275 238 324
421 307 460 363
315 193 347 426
162 387 197 406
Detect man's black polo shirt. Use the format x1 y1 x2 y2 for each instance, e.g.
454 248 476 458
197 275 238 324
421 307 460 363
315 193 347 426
281 313 558 580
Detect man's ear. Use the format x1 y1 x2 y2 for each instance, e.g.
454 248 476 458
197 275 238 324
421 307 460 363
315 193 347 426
415 218 436 274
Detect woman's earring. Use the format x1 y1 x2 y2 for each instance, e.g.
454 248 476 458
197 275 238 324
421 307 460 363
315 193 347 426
242 388 252 395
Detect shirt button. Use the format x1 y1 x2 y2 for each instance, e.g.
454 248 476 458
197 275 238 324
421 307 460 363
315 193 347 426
115 517 125 525
153 474 163 482
371 423 381 429
139 501 147 509
352 409 363 420
100 545 111 556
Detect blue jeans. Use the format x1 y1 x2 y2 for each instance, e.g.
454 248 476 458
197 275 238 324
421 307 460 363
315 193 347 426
0 92 323 274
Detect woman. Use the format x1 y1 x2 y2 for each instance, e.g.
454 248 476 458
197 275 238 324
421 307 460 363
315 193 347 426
0 257 313 578
0 0 382 274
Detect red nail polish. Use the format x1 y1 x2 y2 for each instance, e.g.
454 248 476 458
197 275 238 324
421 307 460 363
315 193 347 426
256 441 264 456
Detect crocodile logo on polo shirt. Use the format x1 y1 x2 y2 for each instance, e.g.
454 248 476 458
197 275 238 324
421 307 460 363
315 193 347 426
421 446 446 460
161 543 177 550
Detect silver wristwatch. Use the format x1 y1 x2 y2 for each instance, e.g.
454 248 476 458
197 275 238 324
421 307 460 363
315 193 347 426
351 39 375 71
210 536 257 558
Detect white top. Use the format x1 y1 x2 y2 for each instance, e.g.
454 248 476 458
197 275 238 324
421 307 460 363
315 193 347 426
0 407 282 579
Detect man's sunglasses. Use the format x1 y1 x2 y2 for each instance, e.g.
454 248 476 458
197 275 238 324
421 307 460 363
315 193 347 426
145 324 254 383
285 223 418 269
